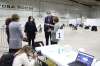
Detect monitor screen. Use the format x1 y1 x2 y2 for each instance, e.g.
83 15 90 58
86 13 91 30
76 52 94 66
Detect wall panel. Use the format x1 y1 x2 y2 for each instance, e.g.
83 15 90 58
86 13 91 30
0 0 90 27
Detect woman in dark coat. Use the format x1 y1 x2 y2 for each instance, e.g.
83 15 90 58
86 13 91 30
24 16 37 49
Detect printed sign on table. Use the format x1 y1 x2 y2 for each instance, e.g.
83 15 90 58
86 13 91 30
56 29 64 40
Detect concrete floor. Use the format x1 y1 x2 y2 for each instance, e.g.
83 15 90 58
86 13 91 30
61 27 100 60
0 26 100 60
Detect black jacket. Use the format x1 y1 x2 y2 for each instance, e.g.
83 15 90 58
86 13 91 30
24 21 37 34
44 16 54 32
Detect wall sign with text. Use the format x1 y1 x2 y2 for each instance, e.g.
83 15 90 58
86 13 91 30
0 3 33 10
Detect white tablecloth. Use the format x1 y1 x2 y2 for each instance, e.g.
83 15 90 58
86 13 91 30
36 45 78 66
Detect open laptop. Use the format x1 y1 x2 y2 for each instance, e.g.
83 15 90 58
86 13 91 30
68 51 94 66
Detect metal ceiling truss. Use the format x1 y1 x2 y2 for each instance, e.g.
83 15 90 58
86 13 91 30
69 0 92 7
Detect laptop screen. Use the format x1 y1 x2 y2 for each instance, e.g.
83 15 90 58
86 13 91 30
76 51 94 66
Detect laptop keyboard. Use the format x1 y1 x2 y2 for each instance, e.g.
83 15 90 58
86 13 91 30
68 61 87 66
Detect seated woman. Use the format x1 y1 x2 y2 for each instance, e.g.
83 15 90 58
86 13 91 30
12 45 38 66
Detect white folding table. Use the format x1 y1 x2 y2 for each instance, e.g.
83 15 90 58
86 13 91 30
36 45 78 66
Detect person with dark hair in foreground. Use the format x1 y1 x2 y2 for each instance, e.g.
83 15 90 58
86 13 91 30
13 45 37 66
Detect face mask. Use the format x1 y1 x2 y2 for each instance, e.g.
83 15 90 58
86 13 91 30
30 19 33 21
47 14 51 16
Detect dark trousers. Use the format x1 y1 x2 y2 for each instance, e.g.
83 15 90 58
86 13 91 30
27 34 35 49
44 32 51 45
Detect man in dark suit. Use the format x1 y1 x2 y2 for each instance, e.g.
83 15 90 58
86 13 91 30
44 12 54 45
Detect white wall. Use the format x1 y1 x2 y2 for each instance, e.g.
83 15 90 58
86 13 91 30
0 0 90 27
90 6 100 18
88 6 100 26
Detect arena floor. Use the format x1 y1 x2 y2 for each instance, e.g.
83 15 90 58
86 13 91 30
0 26 100 60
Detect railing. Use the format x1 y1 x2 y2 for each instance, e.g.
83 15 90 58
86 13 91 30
0 27 9 52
